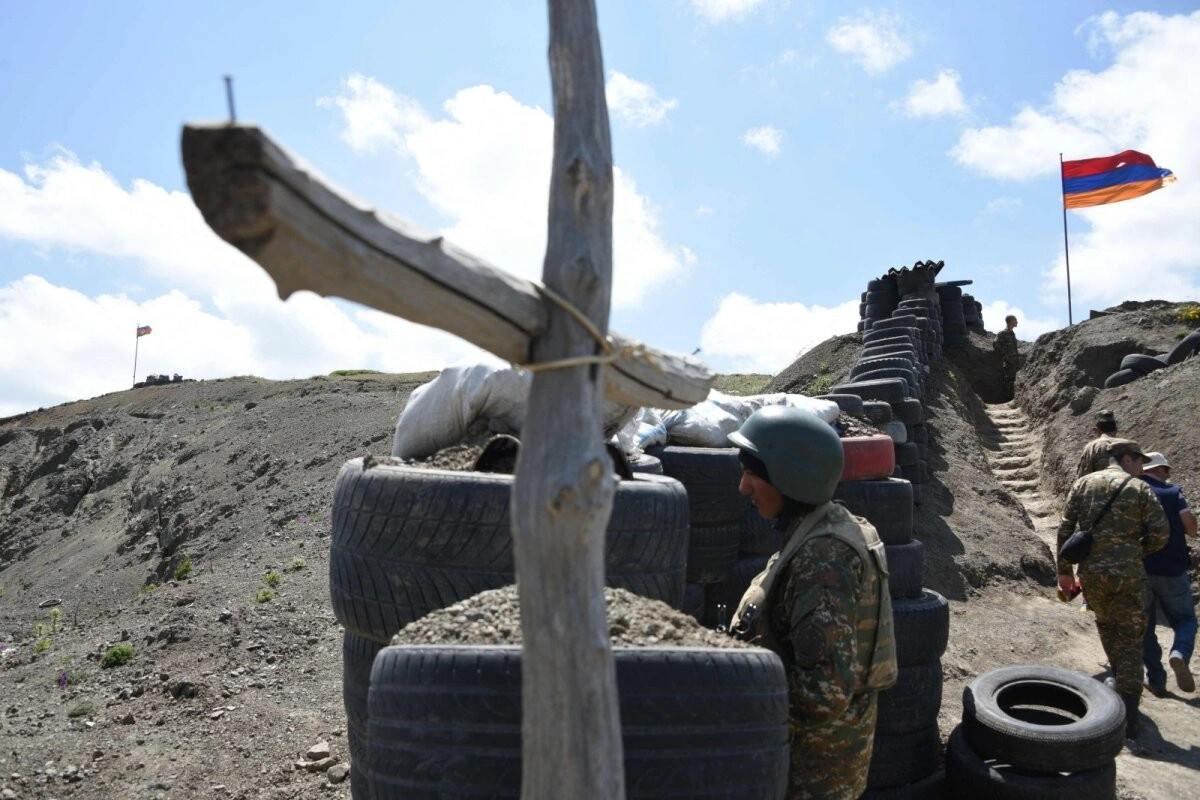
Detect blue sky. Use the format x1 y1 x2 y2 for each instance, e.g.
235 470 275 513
2 1 1198 416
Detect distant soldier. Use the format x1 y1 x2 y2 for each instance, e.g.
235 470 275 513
1077 409 1119 478
993 314 1020 398
1139 451 1197 696
1056 439 1169 740
728 407 897 799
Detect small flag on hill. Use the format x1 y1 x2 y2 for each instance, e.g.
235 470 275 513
1062 150 1176 209
136 325 152 337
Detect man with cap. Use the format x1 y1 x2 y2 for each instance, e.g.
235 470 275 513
1139 451 1197 695
1077 409 1119 478
993 314 1020 398
1056 439 1169 739
727 406 897 800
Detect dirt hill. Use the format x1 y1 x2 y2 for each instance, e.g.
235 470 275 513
1 303 1198 799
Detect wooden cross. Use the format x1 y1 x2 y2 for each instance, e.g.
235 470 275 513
181 3 712 798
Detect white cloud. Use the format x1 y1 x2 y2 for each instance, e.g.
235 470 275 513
742 125 784 156
691 0 765 23
826 10 913 74
695 204 715 217
899 69 967 118
981 196 1022 216
950 10 1200 312
606 70 678 128
699 293 860 373
321 75 691 309
0 153 486 416
979 300 1059 341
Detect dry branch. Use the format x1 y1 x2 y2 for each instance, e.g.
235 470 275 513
181 123 712 410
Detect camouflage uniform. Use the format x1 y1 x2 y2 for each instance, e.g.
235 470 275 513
738 503 897 800
1057 466 1169 695
1077 433 1116 478
993 328 1019 395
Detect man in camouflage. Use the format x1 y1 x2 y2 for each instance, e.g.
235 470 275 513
1056 439 1169 738
728 406 897 799
993 314 1020 398
1077 409 1118 478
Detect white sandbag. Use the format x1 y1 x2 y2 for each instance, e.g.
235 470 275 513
662 401 743 447
879 420 907 443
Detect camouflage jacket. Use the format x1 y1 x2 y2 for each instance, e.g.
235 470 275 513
763 504 896 725
1056 466 1169 578
1076 433 1115 478
993 329 1019 363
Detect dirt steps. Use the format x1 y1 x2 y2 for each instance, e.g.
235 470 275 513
982 401 1059 553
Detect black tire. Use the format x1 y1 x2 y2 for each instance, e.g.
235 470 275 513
831 378 909 405
833 478 913 546
863 400 894 424
946 725 1116 799
868 278 897 293
860 348 920 366
1102 369 1139 389
900 463 923 485
851 357 919 377
681 582 705 621
866 302 897 318
740 507 783 556
893 398 925 425
343 631 384 800
893 590 950 666
703 554 771 627
330 461 689 643
855 369 918 396
1167 330 1200 365
886 540 924 599
894 442 920 467
877 661 944 735
686 522 742 584
815 393 866 416
868 725 941 790
865 290 899 304
910 425 928 445
628 453 663 474
1120 353 1167 375
860 768 945 799
645 446 748 526
961 665 1125 774
863 332 919 349
367 645 790 800
872 316 920 332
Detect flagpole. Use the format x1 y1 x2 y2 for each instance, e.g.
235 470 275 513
132 326 140 387
1060 153 1074 326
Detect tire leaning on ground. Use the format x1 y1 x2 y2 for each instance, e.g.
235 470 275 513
330 460 689 644
876 661 944 735
366 645 790 800
961 665 1126 774
946 725 1117 799
1167 330 1200 365
1120 352 1168 375
1102 368 1140 389
342 631 385 800
892 589 950 666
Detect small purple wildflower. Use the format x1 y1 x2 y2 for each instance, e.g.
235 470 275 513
57 672 69 688
298 514 309 525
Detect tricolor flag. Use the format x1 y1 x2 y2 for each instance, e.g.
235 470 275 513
1062 150 1176 210
136 325 152 337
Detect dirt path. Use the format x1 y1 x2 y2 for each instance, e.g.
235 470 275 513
943 404 1200 799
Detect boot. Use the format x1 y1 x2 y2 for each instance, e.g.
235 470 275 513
1120 692 1140 740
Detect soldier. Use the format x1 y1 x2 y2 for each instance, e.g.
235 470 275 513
1077 409 1118 478
1139 451 1197 695
728 406 897 799
1056 439 1169 739
993 314 1020 398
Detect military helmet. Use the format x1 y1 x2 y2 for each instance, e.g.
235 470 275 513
728 406 844 504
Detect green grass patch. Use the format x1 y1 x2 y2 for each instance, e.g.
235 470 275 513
286 556 307 572
263 571 282 588
712 374 772 396
173 557 193 581
100 644 135 669
67 700 95 718
256 589 274 604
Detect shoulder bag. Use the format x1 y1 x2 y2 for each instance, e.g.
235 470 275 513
1059 475 1134 565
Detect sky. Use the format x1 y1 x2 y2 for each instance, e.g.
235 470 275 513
2 1 1198 417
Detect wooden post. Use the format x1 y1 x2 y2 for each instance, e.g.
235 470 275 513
511 1 622 797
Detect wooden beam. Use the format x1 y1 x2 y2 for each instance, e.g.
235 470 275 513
181 123 712 410
511 0 622 796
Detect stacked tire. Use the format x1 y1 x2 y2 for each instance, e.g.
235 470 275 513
329 459 691 799
859 277 901 332
936 283 970 349
947 665 1124 798
642 445 755 628
962 293 986 334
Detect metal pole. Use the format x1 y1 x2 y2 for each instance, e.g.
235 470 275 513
132 327 140 387
1060 153 1073 326
224 76 236 123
